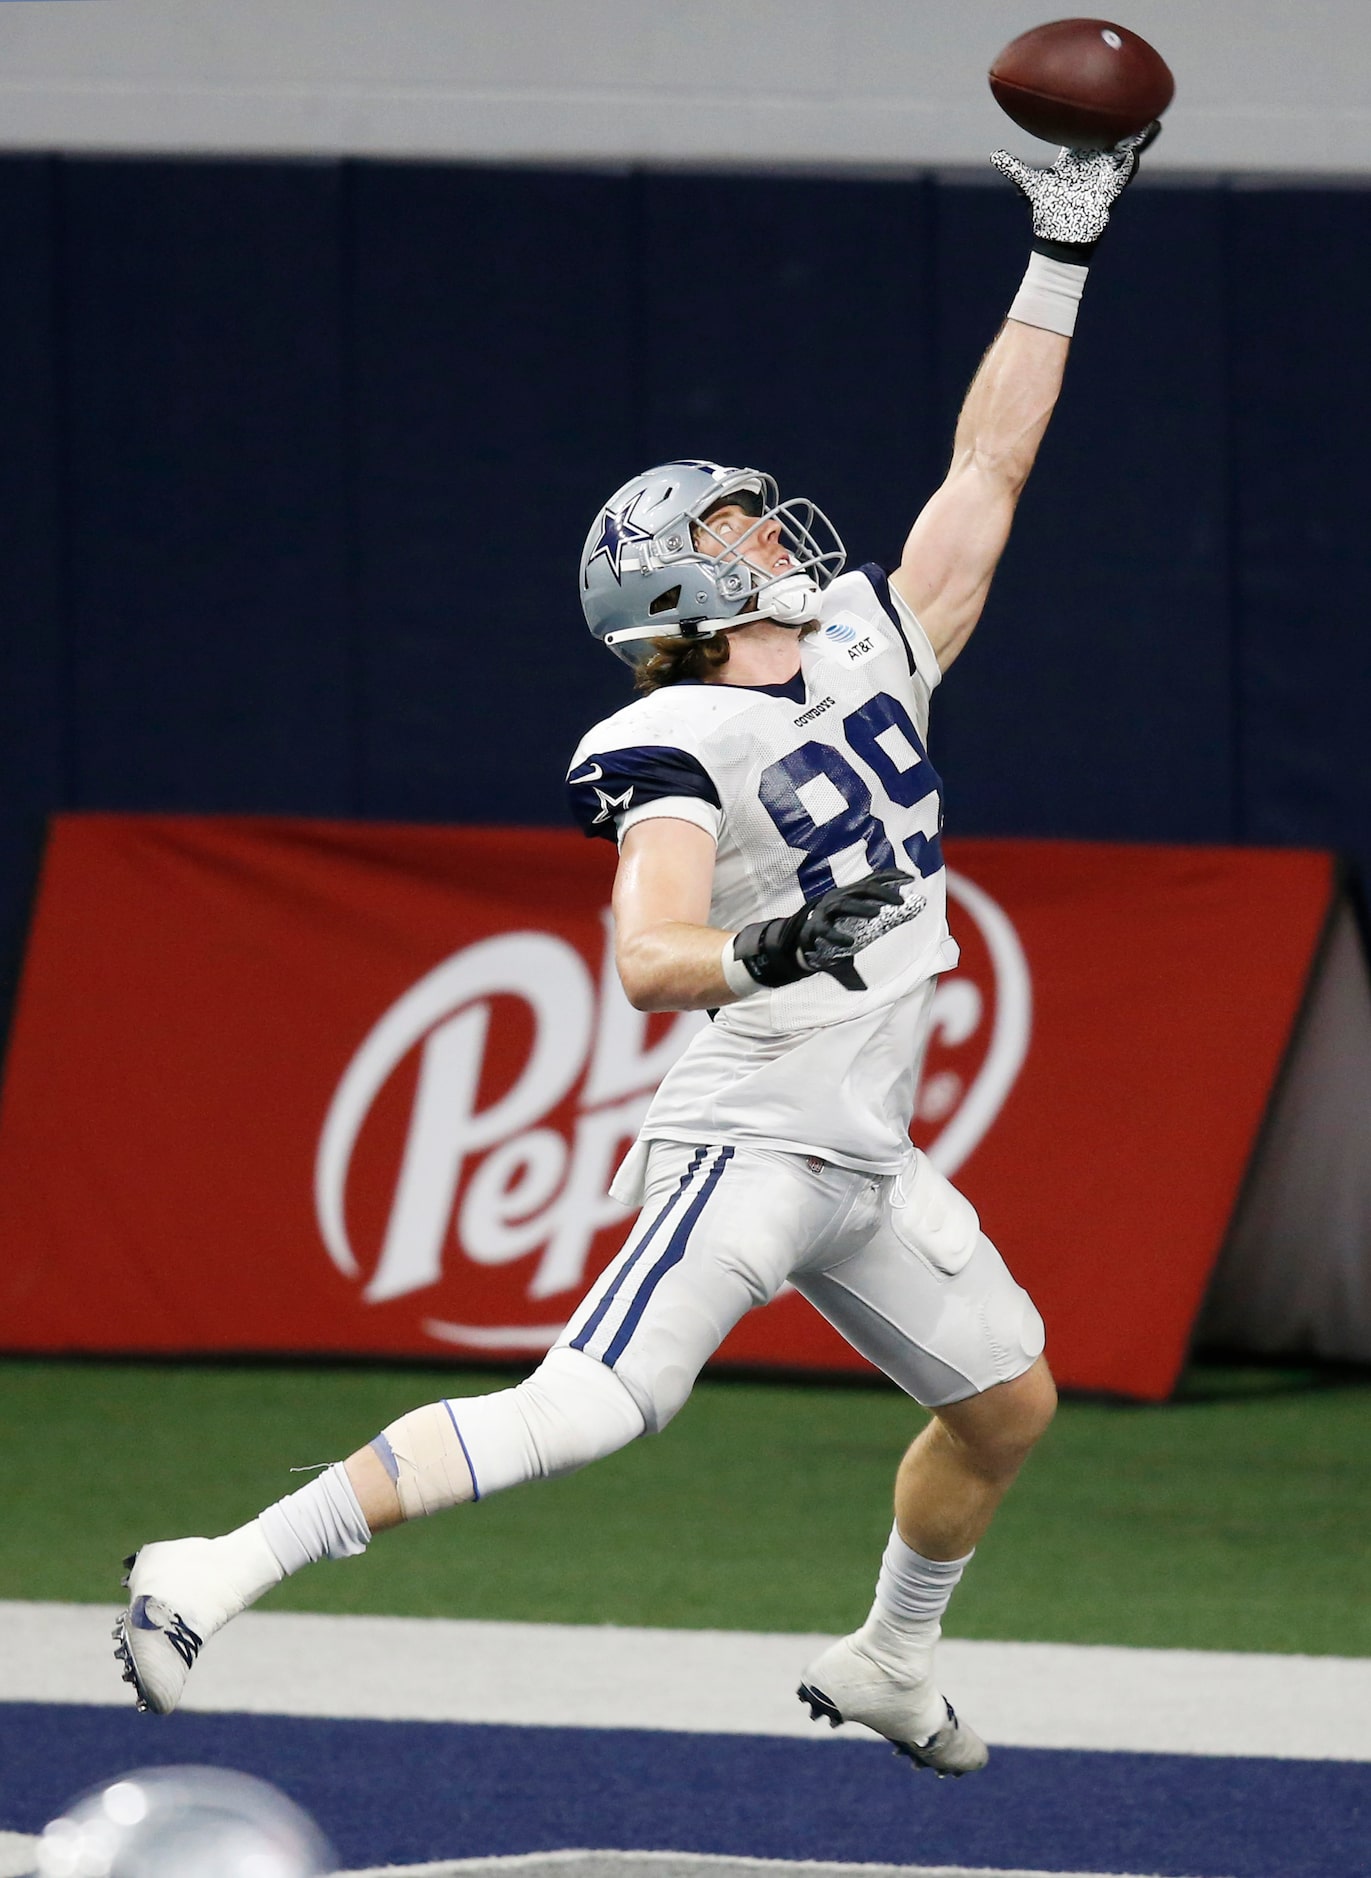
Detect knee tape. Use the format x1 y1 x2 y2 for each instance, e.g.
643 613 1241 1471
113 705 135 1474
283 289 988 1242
373 1349 645 1515
374 1402 476 1521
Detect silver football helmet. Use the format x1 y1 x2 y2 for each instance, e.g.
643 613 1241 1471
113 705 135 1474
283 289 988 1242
579 460 846 665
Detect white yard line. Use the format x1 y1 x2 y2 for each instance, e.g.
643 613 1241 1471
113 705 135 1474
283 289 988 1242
2 1600 1368 1763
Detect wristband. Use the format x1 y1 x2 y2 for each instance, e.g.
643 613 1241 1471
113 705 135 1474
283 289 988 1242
1008 249 1089 338
720 934 763 999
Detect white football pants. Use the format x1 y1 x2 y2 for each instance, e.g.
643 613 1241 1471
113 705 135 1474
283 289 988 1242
442 1139 1044 1501
560 1138 1044 1431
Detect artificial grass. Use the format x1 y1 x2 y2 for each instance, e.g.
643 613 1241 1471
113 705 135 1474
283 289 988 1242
3 1357 1367 1655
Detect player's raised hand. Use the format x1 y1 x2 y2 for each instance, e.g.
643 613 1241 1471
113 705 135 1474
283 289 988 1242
732 868 923 994
991 121 1160 253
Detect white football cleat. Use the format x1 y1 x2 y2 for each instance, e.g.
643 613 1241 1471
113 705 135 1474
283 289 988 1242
113 1536 264 1714
797 1633 989 1777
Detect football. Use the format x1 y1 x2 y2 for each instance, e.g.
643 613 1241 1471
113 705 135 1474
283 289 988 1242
989 18 1174 150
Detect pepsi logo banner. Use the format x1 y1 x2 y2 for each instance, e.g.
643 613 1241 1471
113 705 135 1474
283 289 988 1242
0 818 1334 1398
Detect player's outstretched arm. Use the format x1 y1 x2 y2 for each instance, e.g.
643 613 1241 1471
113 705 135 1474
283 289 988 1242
891 125 1157 675
892 320 1068 676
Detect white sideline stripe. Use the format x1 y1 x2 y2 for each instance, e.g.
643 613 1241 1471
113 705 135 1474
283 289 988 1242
0 1840 1177 1878
0 1832 37 1878
3 1600 1370 1763
336 1856 1178 1878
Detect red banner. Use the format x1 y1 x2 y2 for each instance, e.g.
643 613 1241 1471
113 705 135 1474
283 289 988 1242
0 816 1333 1398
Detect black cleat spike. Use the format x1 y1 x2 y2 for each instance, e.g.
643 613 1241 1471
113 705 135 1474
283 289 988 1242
893 1740 961 1778
892 1701 965 1778
796 1681 845 1730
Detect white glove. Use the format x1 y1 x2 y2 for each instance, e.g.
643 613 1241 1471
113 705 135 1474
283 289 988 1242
991 121 1159 255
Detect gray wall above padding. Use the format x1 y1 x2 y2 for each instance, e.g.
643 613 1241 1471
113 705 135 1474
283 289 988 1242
2 1 1371 173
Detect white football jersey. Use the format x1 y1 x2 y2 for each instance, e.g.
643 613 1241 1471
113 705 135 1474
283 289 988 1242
567 565 959 1173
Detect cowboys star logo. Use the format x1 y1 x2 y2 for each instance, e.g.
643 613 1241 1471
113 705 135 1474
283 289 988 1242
592 784 634 825
585 492 655 585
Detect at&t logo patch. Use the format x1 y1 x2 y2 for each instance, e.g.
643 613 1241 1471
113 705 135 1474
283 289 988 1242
819 617 882 666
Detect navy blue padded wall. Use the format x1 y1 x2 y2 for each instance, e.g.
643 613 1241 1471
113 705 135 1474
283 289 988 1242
929 181 1236 843
348 164 639 821
60 159 352 813
0 158 64 1030
1230 189 1371 875
636 174 940 576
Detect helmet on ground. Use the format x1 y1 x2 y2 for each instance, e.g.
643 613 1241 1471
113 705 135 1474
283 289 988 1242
35 1766 333 1878
579 459 846 665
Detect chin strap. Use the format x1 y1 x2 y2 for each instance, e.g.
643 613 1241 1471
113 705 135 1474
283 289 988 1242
603 574 819 651
759 573 820 623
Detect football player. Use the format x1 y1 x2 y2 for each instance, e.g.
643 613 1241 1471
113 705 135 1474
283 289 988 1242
116 129 1154 1776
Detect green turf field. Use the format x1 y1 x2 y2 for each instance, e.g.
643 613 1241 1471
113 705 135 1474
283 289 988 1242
4 1357 1367 1656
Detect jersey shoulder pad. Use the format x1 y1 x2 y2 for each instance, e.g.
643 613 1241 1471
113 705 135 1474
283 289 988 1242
566 694 721 842
568 681 753 760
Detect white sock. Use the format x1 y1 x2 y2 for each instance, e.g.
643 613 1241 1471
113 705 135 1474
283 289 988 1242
255 1461 372 1576
197 1519 286 1616
855 1524 973 1674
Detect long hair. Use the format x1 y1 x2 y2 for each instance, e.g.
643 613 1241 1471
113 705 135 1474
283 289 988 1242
634 632 732 693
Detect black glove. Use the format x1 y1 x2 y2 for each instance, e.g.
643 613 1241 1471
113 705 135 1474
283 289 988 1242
733 868 920 994
990 120 1160 261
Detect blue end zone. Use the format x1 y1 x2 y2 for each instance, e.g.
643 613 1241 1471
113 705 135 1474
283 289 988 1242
2 1705 1367 1878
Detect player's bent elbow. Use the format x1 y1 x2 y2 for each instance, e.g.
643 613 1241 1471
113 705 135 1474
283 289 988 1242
616 955 699 1015
614 942 670 1014
623 980 691 1015
619 975 664 1014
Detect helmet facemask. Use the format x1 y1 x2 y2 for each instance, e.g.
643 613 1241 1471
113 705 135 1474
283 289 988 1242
689 481 847 631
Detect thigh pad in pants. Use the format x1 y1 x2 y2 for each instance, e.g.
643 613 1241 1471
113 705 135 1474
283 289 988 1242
795 1150 1045 1407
